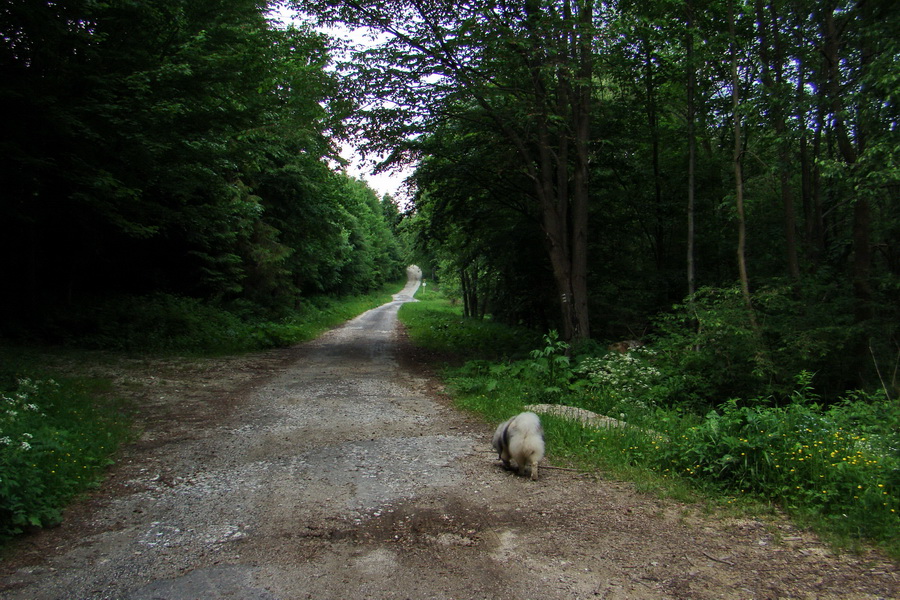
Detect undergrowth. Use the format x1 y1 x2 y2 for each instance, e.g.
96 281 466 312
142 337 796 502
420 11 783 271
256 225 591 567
400 284 539 360
659 382 900 548
19 278 407 354
0 376 131 541
398 287 900 559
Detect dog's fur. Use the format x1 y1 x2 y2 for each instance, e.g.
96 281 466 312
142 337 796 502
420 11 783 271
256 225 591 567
492 411 545 480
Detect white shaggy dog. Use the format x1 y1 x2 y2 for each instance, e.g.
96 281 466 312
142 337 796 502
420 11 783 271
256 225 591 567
492 411 545 480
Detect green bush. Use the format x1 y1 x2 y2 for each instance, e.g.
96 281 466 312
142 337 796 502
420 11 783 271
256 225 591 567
0 377 130 540
650 282 883 406
525 331 574 401
650 286 773 406
657 375 900 545
22 279 407 354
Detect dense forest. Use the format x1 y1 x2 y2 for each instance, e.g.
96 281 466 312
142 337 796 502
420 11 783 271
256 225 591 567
0 0 407 346
1 0 898 400
307 0 898 401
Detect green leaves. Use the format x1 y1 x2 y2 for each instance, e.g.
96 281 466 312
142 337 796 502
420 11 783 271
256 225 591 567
658 386 900 544
0 377 130 540
526 331 575 399
1 0 408 332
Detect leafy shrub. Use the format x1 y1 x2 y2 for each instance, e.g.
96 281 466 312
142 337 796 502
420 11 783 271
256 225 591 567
525 331 575 401
0 377 130 540
650 286 771 406
576 347 672 414
440 331 578 407
657 374 900 545
650 281 882 406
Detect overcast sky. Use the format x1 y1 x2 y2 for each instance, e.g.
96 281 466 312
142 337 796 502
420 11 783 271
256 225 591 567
269 5 414 204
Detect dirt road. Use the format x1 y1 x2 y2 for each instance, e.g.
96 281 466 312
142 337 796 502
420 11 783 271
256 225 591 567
1 267 898 599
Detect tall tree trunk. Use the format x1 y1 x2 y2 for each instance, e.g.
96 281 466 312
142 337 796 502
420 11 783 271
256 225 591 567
527 0 591 342
810 107 827 263
644 40 665 272
823 4 873 320
460 267 472 318
755 0 800 282
729 0 757 328
685 0 697 297
852 198 873 319
771 6 800 282
570 0 592 341
797 56 819 267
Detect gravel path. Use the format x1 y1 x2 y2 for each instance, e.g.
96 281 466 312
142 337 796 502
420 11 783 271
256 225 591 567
1 267 898 599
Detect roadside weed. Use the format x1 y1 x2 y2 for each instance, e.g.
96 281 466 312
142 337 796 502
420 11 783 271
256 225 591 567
657 385 900 547
0 376 131 540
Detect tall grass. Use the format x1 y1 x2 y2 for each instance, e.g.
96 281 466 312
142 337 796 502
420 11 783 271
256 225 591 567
398 288 900 558
400 285 539 360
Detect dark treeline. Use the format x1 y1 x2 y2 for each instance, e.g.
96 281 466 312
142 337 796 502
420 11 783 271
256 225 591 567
0 0 406 343
2 0 897 400
306 0 899 401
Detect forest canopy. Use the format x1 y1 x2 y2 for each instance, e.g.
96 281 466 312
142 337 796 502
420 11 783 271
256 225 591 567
1 0 897 399
0 0 407 339
303 0 899 400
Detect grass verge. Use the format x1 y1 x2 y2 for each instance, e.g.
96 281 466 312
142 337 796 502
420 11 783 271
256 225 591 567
21 278 408 354
399 284 539 361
